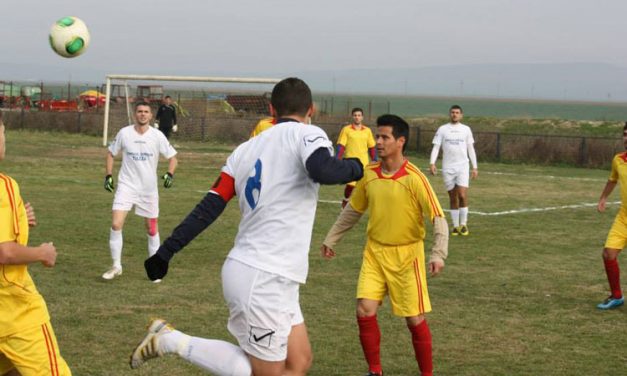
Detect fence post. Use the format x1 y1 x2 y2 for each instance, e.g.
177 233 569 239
579 137 587 166
415 125 421 153
201 117 206 141
495 132 501 161
20 107 25 129
77 111 82 132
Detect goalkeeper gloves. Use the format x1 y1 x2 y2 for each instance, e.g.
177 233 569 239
162 172 174 188
144 253 169 281
104 175 114 192
172 124 178 132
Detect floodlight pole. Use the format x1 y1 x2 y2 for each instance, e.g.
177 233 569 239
101 74 280 146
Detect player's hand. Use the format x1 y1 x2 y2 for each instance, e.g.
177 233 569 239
39 242 57 267
598 199 606 213
429 164 437 175
104 175 114 192
428 260 444 277
344 157 364 181
145 253 169 281
162 172 174 188
172 124 178 133
471 169 478 179
320 244 336 259
25 202 37 227
154 122 159 129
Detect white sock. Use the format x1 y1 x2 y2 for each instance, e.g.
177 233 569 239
450 209 460 227
148 233 160 257
109 229 123 268
160 330 251 376
459 207 469 225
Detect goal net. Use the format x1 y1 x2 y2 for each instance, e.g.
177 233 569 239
102 74 280 146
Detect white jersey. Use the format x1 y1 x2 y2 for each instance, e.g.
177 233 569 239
109 125 177 194
222 121 333 284
431 123 475 169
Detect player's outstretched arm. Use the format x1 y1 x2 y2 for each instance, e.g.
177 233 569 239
428 216 449 276
144 191 228 281
598 180 618 212
321 204 363 259
0 241 57 267
305 148 363 185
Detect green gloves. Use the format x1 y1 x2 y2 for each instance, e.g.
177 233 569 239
162 172 174 188
104 175 114 192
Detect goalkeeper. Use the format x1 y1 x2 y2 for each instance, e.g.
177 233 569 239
101 101 178 282
320 115 448 376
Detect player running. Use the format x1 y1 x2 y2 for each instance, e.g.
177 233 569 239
0 116 72 375
129 78 363 376
596 122 627 310
101 102 178 281
321 114 448 376
429 105 478 236
336 107 376 208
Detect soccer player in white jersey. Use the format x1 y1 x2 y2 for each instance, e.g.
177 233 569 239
129 78 363 376
101 101 178 281
429 105 478 236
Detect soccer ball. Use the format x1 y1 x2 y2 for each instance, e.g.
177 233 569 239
49 16 90 58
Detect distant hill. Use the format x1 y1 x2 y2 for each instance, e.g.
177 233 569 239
1 61 626 102
299 63 627 102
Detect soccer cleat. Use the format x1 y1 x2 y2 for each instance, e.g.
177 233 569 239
365 372 383 376
451 227 460 236
152 279 162 284
459 225 470 236
102 266 122 280
596 296 624 310
130 319 173 369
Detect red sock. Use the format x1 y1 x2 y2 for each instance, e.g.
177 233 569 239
357 315 382 374
409 320 433 376
604 258 622 299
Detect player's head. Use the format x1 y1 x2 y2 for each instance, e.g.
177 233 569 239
134 101 153 126
376 114 409 157
270 78 313 120
164 95 172 105
449 105 463 123
351 107 364 125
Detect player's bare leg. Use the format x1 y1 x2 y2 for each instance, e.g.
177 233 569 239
598 247 624 309
356 298 383 376
284 323 313 376
247 355 285 376
103 210 129 279
447 188 460 235
405 314 433 376
456 186 470 236
2 369 21 376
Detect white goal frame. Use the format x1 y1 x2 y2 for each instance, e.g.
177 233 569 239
102 74 281 146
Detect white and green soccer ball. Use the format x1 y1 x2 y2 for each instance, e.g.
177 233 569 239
49 16 90 58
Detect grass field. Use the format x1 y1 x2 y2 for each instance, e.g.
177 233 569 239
3 129 627 375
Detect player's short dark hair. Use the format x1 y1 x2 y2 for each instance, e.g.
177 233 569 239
450 104 463 112
271 78 312 118
134 101 151 110
376 114 410 153
351 107 364 115
165 95 171 99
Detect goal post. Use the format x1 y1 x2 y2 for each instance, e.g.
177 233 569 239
102 74 281 146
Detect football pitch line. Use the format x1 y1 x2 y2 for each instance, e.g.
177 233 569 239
318 199 621 216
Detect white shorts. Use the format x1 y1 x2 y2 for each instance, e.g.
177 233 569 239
442 165 469 191
112 187 159 218
222 258 303 362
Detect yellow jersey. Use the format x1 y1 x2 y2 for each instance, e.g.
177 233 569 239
350 160 444 246
250 117 276 138
0 173 49 337
609 152 627 210
337 124 376 168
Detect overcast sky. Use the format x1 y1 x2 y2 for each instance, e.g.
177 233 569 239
2 0 627 93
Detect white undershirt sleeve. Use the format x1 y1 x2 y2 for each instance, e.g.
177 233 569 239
429 144 441 165
467 142 477 169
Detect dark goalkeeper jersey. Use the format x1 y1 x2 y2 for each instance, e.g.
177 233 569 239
156 104 177 127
